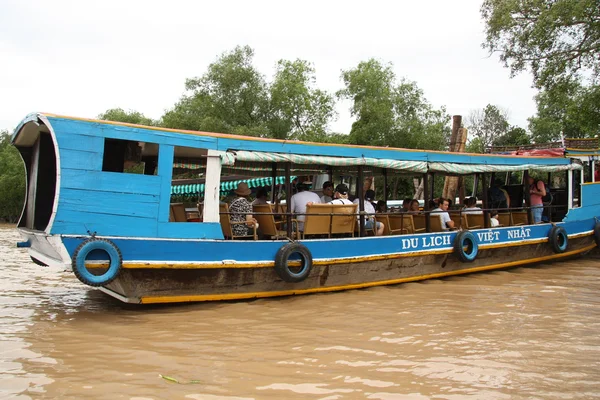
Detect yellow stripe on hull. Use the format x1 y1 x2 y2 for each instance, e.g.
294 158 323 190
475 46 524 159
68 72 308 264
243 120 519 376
139 243 597 304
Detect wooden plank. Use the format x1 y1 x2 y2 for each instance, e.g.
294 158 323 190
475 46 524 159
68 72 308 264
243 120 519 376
55 132 104 151
59 188 159 219
59 148 103 170
52 209 157 236
157 145 174 223
60 168 161 196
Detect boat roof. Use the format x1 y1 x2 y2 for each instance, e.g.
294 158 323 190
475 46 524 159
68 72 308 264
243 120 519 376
13 112 582 175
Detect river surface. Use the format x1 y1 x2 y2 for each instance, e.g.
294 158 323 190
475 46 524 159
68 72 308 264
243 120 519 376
1 227 600 399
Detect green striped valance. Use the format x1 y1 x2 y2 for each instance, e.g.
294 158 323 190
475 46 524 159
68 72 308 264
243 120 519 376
171 175 296 196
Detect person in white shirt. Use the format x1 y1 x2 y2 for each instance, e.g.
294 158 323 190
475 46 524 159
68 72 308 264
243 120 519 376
490 210 500 227
329 183 353 205
431 197 455 231
290 181 321 232
353 189 384 236
320 181 334 203
462 197 483 214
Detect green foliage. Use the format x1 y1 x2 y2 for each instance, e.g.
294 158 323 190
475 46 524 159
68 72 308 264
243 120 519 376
494 126 531 147
162 47 336 141
481 0 600 90
528 80 600 142
98 108 156 125
337 59 450 150
0 131 26 222
466 104 510 152
269 59 336 141
162 46 270 135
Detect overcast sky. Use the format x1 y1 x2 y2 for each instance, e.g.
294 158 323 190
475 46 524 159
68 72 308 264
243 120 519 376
0 0 539 135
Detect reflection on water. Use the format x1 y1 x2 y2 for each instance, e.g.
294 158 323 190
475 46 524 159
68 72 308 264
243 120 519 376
1 227 599 399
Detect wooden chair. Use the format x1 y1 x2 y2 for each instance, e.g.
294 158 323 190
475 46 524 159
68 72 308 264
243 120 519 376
253 204 290 239
387 214 422 235
302 204 334 238
511 211 529 226
219 203 257 240
465 213 485 229
413 214 427 233
170 203 187 222
497 213 512 227
449 213 465 229
331 204 358 237
429 214 446 233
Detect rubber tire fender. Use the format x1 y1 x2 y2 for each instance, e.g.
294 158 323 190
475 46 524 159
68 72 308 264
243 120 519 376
548 225 568 254
594 221 600 247
71 238 123 287
274 242 313 283
453 230 478 263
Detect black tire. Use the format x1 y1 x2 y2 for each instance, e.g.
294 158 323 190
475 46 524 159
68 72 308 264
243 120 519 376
274 243 313 283
71 238 122 287
594 222 600 247
454 230 478 263
548 226 568 253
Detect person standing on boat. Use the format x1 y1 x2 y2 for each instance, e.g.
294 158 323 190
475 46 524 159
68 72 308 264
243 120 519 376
431 198 455 230
320 181 334 203
528 176 546 224
291 181 321 232
229 182 258 237
353 190 385 236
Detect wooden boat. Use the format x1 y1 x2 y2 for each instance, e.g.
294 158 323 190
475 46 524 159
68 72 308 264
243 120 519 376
10 113 600 304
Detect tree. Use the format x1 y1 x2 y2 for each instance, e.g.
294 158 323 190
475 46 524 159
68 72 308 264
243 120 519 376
528 79 600 142
466 104 510 153
337 59 450 150
0 131 26 223
161 45 270 136
269 59 336 141
481 0 600 90
493 126 531 147
98 108 156 125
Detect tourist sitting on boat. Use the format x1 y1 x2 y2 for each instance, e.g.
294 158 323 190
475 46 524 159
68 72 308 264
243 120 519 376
490 210 500 227
329 183 353 205
229 182 258 237
528 176 546 224
376 200 387 213
462 197 483 214
431 197 455 230
251 187 269 206
320 181 334 203
409 199 420 214
353 190 385 236
402 198 411 212
291 181 321 232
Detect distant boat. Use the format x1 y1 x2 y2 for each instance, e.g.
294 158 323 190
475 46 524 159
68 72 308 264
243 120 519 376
10 113 600 304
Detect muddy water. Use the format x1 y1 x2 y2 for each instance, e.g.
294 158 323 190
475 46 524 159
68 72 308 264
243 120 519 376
1 227 600 399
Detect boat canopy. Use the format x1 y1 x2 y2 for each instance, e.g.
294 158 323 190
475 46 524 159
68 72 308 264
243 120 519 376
219 150 582 176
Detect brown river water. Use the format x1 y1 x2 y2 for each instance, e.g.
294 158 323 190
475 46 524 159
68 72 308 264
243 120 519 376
1 227 600 399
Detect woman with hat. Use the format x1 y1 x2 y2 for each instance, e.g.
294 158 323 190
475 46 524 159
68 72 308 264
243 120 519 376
229 182 257 237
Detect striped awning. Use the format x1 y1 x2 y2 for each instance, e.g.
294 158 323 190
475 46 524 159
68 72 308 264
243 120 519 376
428 162 582 175
171 175 295 196
229 150 428 173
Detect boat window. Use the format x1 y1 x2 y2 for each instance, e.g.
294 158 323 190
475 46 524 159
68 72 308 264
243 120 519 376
102 139 158 175
169 146 208 222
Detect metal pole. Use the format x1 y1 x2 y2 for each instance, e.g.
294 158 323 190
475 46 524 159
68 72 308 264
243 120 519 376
423 173 430 232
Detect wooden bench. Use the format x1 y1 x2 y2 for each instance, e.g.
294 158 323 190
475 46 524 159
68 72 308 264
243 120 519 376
219 203 257 240
497 213 512 226
465 213 486 229
169 203 187 222
385 214 424 235
302 203 357 238
511 211 529 226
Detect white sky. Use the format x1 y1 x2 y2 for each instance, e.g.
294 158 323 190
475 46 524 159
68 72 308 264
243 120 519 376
0 0 538 135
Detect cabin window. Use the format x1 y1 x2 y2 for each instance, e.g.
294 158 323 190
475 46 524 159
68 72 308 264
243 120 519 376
102 139 158 175
169 146 209 222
